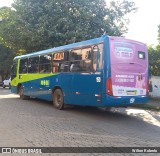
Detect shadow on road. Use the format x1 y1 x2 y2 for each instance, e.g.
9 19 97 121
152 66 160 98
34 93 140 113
0 87 160 130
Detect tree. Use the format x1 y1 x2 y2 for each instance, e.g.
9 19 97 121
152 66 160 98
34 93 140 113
0 7 18 49
148 45 160 76
148 24 160 76
0 0 136 53
0 44 14 80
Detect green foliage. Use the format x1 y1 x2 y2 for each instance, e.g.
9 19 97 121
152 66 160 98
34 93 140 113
0 44 14 80
148 45 160 76
0 0 136 78
0 7 18 49
0 7 20 78
149 24 160 76
0 0 136 53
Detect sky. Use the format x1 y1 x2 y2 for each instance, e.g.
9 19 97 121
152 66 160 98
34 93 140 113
125 0 160 45
0 0 160 45
0 0 13 8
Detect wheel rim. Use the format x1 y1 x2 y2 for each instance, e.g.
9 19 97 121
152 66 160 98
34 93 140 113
53 89 64 109
55 94 62 106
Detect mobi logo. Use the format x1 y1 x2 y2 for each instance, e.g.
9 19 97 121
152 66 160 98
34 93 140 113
40 80 50 86
130 98 135 103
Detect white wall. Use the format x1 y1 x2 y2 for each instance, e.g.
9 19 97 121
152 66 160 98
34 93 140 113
150 76 160 98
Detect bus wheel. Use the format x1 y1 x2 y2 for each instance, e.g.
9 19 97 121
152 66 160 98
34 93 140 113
19 86 28 100
53 89 64 110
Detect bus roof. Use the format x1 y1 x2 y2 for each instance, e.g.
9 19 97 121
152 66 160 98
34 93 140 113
14 35 107 60
109 36 147 47
14 35 147 60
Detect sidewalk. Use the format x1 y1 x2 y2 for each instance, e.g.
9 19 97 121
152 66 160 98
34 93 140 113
134 98 160 111
147 98 160 110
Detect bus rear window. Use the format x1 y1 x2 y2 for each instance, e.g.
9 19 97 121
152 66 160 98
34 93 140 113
138 51 145 59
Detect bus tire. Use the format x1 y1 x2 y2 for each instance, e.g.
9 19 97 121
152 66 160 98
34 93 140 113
53 89 64 110
19 86 28 100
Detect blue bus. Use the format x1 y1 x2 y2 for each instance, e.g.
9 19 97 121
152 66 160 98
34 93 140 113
11 35 149 109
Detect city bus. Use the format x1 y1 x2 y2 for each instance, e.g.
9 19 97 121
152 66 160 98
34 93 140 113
11 35 149 109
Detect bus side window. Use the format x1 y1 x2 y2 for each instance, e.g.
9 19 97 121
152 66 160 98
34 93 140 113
92 45 98 72
92 44 103 72
69 48 92 73
59 62 71 72
52 62 59 72
11 62 17 80
70 49 82 61
19 58 28 74
39 54 52 73
81 48 92 72
28 56 39 73
97 44 103 70
53 52 65 73
70 62 81 72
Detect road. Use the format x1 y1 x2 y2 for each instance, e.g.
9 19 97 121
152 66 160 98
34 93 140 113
0 88 160 155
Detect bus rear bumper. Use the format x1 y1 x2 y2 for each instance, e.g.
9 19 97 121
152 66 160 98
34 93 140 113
102 94 149 107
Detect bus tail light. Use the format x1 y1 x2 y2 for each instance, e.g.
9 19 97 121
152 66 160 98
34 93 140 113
106 77 113 96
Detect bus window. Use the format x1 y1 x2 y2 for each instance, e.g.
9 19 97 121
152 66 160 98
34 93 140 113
92 45 98 71
58 62 70 72
69 47 92 72
97 44 103 70
81 48 92 72
53 52 64 61
19 59 28 74
39 54 52 73
28 56 39 73
11 62 17 80
53 52 72 73
70 61 81 72
53 52 64 73
52 62 59 72
70 49 82 61
82 48 91 60
138 51 145 59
